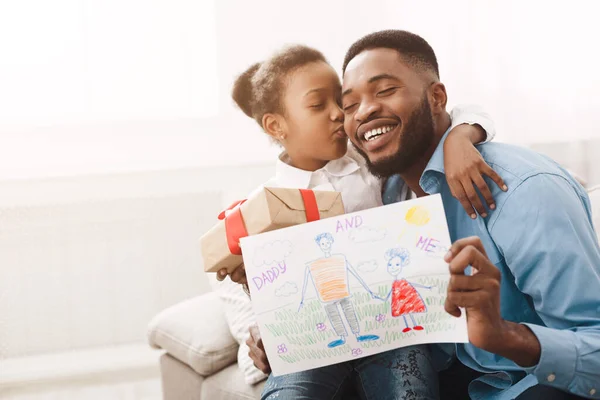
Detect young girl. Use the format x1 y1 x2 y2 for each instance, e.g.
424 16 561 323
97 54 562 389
220 45 505 400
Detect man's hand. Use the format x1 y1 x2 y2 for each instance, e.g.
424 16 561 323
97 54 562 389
246 324 271 374
444 124 507 219
444 237 540 367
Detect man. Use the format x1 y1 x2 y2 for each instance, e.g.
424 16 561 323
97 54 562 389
339 30 599 399
249 30 600 399
299 232 379 348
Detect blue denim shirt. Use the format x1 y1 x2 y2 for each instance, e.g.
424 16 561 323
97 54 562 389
383 131 600 399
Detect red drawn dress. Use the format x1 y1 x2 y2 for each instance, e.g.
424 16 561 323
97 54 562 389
391 279 426 317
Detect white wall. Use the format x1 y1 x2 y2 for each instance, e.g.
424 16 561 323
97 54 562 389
2 0 599 181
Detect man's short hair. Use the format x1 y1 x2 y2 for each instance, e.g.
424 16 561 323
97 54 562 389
342 30 439 79
315 232 334 245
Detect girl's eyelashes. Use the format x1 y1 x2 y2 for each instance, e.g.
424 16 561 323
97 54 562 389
310 103 325 110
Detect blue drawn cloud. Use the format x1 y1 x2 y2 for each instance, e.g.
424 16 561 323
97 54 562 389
253 240 293 266
357 260 379 273
348 227 386 243
275 282 298 297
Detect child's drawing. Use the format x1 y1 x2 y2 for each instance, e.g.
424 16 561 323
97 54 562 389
404 205 431 226
277 344 288 354
240 194 468 377
348 225 386 243
299 232 379 348
357 260 378 273
381 247 433 333
275 282 298 297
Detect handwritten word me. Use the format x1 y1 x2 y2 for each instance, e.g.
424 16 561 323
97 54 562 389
416 236 440 253
252 263 287 291
336 215 363 233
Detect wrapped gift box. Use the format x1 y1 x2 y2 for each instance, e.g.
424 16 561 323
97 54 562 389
201 187 344 273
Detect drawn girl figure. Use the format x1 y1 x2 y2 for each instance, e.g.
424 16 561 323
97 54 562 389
382 247 433 333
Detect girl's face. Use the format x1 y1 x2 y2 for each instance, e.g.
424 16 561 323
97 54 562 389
387 256 403 276
280 61 347 171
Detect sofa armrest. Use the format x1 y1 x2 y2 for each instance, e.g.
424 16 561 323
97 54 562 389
147 291 238 376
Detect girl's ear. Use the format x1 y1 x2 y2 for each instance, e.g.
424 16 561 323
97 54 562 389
262 113 287 142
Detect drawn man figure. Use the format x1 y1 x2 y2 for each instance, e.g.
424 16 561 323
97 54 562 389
298 232 379 348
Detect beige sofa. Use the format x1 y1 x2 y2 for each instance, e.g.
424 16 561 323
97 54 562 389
149 183 600 400
148 291 265 400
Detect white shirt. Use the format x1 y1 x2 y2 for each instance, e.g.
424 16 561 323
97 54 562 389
253 104 495 213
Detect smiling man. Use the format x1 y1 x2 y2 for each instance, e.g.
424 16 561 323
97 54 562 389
341 30 600 399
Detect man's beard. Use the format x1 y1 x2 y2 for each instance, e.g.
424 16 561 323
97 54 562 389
353 95 435 179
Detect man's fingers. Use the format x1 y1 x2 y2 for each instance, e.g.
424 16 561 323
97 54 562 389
445 236 488 262
471 173 495 211
448 274 485 292
444 297 462 318
446 290 481 308
462 178 486 217
483 164 508 192
450 183 476 219
448 244 489 275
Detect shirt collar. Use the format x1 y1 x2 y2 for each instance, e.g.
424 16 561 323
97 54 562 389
419 127 452 194
274 151 361 189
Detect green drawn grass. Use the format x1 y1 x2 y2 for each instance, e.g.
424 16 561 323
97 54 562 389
271 275 456 364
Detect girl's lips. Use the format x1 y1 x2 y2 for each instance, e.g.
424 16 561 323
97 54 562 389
333 128 347 139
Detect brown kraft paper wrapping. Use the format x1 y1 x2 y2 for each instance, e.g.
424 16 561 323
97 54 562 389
201 187 345 273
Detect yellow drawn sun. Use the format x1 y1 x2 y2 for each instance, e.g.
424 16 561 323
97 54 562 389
405 206 431 226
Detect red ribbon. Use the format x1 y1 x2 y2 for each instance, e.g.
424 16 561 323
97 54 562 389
218 190 321 256
299 189 320 222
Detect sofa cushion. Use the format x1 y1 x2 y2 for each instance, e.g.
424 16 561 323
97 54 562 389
209 276 268 385
202 362 265 400
148 291 238 376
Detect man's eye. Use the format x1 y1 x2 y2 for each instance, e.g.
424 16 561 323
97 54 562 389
377 87 398 97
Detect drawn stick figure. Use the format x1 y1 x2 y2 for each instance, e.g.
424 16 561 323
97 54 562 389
381 247 433 333
298 233 379 348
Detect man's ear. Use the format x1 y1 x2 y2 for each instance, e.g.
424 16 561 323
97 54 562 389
262 113 287 142
430 82 448 115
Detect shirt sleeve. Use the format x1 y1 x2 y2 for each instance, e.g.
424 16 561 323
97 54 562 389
449 104 496 143
490 173 600 397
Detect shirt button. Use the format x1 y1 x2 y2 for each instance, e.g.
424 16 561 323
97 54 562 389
547 374 556 382
590 388 597 396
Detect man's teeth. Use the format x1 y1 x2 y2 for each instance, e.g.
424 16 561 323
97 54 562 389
364 125 395 141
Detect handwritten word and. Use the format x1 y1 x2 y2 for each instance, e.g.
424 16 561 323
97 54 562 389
335 215 363 233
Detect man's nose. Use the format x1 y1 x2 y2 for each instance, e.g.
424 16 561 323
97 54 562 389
355 98 381 123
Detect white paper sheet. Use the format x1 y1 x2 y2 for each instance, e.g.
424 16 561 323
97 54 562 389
240 194 468 376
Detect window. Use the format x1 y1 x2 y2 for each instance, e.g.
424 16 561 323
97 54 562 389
0 0 218 129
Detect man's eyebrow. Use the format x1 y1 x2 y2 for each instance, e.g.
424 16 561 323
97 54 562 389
368 73 401 84
342 74 401 98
